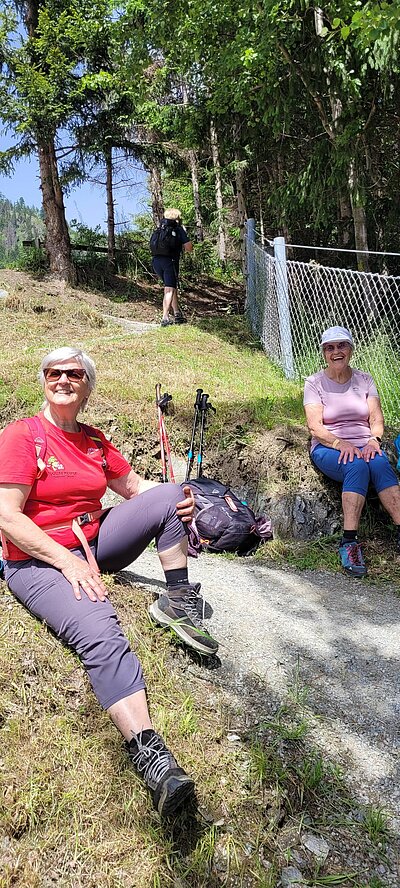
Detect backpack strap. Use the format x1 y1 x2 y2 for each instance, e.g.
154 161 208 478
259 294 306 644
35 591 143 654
23 415 47 478
79 423 108 471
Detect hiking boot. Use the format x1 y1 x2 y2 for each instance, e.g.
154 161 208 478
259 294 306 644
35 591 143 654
160 317 173 327
127 729 195 817
338 541 367 577
149 583 219 656
174 312 187 324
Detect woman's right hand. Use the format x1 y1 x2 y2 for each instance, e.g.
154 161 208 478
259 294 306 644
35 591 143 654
336 440 362 465
59 552 108 602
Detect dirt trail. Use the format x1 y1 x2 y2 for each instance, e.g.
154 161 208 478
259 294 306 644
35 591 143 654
126 547 400 831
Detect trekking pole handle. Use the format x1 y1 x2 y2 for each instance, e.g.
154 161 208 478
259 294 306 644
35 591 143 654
194 388 203 407
157 392 173 413
200 393 216 414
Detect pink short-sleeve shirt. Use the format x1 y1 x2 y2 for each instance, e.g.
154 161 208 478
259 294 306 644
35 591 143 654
303 368 379 452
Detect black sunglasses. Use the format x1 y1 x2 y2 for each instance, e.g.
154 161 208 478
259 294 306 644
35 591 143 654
44 367 86 382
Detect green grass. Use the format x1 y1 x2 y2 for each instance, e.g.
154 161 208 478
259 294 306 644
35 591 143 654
0 270 398 886
256 535 400 590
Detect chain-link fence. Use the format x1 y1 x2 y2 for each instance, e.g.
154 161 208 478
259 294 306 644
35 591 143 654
245 221 400 424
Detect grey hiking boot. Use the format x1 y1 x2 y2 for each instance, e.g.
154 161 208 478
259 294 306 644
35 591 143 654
160 317 173 327
127 729 195 817
149 583 219 656
338 540 367 577
174 311 187 324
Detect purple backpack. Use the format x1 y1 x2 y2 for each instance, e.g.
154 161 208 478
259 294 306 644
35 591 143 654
186 476 272 557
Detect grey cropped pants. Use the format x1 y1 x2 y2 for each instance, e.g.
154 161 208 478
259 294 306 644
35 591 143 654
5 484 186 709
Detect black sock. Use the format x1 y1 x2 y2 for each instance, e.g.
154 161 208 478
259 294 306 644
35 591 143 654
341 530 358 543
164 567 189 587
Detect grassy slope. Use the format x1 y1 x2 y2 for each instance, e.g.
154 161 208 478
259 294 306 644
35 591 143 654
0 273 396 887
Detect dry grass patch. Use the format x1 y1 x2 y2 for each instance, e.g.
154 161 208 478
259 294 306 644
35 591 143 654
0 578 252 887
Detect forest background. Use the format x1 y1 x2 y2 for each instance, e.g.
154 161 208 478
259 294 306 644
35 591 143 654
0 0 399 281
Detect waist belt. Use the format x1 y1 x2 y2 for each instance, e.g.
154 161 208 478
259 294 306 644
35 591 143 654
1 509 105 573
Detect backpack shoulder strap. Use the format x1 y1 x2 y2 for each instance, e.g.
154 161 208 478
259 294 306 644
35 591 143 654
23 414 47 477
80 423 108 471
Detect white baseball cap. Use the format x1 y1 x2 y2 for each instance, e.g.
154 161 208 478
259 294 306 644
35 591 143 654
320 326 353 348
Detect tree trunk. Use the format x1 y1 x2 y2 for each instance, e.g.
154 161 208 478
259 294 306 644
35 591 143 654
37 138 76 284
339 192 353 247
256 164 265 247
149 166 164 226
189 149 204 242
348 160 379 317
25 0 74 283
210 118 226 265
105 146 116 265
180 82 204 242
348 161 370 272
233 120 247 269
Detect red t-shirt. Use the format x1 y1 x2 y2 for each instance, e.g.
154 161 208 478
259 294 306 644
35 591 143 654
0 414 132 560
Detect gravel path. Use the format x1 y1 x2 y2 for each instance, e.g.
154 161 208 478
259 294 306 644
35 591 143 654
125 548 400 830
102 314 157 334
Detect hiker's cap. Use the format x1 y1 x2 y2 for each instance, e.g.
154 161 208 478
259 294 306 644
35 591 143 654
320 326 353 348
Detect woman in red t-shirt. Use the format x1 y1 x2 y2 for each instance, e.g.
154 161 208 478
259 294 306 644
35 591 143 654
0 346 217 817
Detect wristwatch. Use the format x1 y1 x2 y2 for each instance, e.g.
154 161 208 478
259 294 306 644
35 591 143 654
369 435 382 444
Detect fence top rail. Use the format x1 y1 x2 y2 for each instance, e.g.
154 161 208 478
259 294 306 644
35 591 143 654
285 257 400 282
263 238 400 260
252 243 400 281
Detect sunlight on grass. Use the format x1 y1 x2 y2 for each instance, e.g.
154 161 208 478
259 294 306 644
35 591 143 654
0 273 398 886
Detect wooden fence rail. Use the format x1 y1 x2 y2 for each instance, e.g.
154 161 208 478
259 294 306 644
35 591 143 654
22 239 142 254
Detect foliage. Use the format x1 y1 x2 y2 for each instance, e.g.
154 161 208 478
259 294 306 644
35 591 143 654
0 0 399 277
0 194 44 266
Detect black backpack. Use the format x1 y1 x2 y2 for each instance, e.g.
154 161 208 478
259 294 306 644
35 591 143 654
186 476 273 557
150 219 179 257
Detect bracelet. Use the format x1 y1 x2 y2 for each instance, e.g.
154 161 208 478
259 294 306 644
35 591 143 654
331 438 340 448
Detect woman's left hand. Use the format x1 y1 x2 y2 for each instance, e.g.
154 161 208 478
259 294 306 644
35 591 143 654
176 485 195 522
362 439 382 462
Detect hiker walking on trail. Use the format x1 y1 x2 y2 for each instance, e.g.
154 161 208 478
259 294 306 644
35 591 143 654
0 346 218 818
150 208 193 327
304 326 400 578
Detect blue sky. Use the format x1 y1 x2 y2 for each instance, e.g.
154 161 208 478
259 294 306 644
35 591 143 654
0 139 150 231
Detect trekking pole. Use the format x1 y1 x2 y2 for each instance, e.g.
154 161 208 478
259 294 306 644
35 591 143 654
160 390 176 483
155 383 167 482
155 384 175 483
197 393 216 478
185 388 203 481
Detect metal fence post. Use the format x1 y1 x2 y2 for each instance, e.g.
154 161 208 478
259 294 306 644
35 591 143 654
245 219 256 312
274 236 295 379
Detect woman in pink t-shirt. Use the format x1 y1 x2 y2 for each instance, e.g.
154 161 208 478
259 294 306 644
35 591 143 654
0 346 219 818
304 326 400 577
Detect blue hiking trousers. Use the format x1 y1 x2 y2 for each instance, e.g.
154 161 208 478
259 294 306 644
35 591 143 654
311 444 399 497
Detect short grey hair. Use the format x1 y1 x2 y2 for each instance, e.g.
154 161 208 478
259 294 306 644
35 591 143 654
39 346 96 410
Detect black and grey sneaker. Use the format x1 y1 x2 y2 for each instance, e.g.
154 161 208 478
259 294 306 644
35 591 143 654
149 583 219 656
127 729 195 816
174 311 187 324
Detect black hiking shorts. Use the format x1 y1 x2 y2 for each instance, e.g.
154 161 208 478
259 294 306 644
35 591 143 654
152 256 180 288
